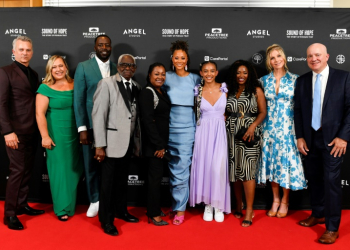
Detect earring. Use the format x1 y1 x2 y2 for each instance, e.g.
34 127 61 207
172 65 174 71
201 77 204 85
185 65 188 71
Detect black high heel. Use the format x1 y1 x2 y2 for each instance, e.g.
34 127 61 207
148 216 169 226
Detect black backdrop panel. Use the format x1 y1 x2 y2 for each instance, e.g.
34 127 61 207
0 7 349 209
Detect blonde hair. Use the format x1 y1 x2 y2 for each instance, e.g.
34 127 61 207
43 55 73 85
265 44 288 73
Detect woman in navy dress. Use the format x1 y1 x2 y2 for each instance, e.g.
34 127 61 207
162 40 201 225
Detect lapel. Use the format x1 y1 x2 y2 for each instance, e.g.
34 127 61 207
322 67 335 111
116 77 131 113
90 57 103 79
110 61 117 75
12 62 31 89
305 71 313 112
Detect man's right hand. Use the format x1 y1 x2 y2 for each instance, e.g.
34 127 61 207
297 138 309 156
4 132 19 149
79 131 91 145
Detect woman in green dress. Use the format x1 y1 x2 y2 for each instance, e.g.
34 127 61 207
36 55 83 221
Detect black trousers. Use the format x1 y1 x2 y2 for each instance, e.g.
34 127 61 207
5 133 37 217
304 129 343 231
98 143 132 225
147 157 166 217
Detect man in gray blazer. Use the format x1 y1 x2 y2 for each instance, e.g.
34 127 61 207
92 54 141 236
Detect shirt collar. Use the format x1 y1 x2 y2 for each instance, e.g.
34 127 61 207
120 75 134 85
312 65 329 78
95 56 110 66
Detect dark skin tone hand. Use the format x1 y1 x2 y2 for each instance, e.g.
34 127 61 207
94 148 106 162
80 131 92 145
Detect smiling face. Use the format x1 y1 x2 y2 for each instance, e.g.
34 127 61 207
149 66 166 89
200 63 218 84
117 55 136 81
269 49 285 71
94 36 112 62
172 50 188 71
307 43 329 73
236 65 248 86
51 57 67 81
12 40 33 67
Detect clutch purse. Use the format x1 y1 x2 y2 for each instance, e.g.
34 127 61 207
235 127 260 148
162 151 173 162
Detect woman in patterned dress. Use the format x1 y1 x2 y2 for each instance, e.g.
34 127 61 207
256 44 307 218
226 60 266 227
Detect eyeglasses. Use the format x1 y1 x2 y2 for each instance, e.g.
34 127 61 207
118 63 137 69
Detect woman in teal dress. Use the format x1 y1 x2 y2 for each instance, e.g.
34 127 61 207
163 40 201 225
36 55 83 221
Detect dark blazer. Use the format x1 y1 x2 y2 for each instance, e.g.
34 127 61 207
294 67 350 150
0 62 39 135
139 84 171 157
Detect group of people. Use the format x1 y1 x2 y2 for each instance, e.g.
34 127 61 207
0 35 349 244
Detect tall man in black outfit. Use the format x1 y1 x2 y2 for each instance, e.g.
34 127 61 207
294 43 350 244
0 36 44 230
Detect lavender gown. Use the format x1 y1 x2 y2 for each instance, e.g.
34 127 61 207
189 87 231 213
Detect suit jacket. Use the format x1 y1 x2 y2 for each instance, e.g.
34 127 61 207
0 62 39 135
92 73 141 158
73 57 117 130
294 67 350 150
139 84 171 157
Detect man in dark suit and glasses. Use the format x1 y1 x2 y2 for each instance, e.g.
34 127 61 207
294 43 350 244
0 36 44 230
92 54 141 236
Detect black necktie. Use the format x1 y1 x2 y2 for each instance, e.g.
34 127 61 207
125 82 132 101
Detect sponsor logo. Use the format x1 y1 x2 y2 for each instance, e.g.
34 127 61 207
134 56 146 60
287 56 306 62
89 52 96 59
204 56 228 61
43 54 66 60
205 28 228 39
330 29 350 39
162 28 189 38
5 28 27 36
42 28 67 37
252 53 263 64
82 27 105 38
286 30 314 39
341 179 349 187
123 29 146 37
6 176 9 180
161 177 169 185
11 54 15 61
128 175 145 186
247 30 270 38
336 55 345 64
42 174 49 182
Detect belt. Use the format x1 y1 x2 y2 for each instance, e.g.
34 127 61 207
228 111 258 119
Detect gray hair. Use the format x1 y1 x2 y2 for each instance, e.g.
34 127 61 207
12 36 33 50
118 54 136 64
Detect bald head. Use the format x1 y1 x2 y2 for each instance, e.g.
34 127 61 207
306 43 329 73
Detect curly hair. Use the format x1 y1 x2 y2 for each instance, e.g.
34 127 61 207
226 60 262 99
169 40 190 71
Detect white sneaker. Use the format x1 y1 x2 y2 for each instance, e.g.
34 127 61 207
86 201 99 217
214 208 224 222
203 204 213 221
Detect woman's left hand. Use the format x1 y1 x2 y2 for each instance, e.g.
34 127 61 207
154 149 165 158
244 125 256 142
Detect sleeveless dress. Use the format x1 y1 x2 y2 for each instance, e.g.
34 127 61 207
189 84 231 213
37 84 83 216
162 71 201 211
226 91 262 182
256 72 307 190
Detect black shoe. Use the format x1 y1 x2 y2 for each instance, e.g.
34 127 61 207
101 223 119 236
17 205 45 216
148 216 169 226
116 212 139 223
160 211 166 217
4 216 24 230
58 214 68 222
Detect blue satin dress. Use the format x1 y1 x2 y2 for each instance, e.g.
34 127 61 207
163 71 201 211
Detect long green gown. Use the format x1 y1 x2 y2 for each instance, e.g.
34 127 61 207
37 84 83 216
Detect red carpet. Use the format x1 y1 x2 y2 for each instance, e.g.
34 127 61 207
0 201 349 250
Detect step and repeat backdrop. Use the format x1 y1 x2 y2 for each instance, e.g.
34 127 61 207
0 7 349 209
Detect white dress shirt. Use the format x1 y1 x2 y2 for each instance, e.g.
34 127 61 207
312 65 329 121
95 56 110 79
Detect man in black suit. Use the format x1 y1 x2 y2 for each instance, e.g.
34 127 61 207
294 43 350 244
0 36 44 230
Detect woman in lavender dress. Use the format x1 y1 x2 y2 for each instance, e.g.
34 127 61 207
190 61 231 222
